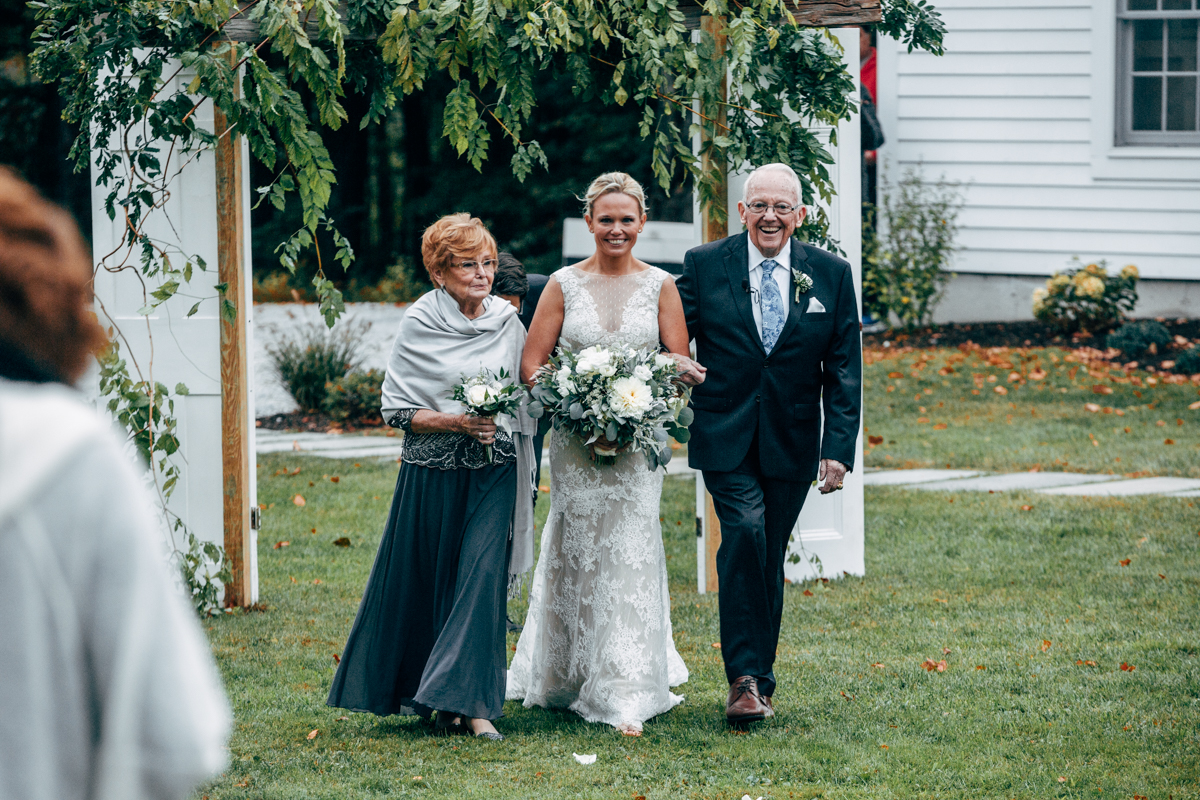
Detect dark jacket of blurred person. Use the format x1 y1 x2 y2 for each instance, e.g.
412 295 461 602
491 253 548 481
0 168 232 800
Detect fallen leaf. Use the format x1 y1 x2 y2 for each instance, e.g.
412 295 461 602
412 776 422 781
994 385 1008 395
975 665 986 670
330 476 340 483
868 435 884 446
573 753 597 765
933 423 947 430
336 716 348 721
293 494 306 507
1092 384 1113 395
888 371 903 379
333 537 351 547
1058 776 1067 783
917 416 929 423
1158 573 1166 579
1157 419 1167 427
539 486 550 493
880 744 889 749
840 690 855 700
1084 403 1101 413
312 578 323 585
307 729 319 740
1119 558 1131 566
871 662 885 669
332 653 341 663
1029 368 1046 380
273 540 290 549
936 660 947 672
1164 438 1175 445
1021 505 1033 511
1040 640 1052 652
1075 659 1097 667
1189 400 1200 410
942 647 952 654
291 467 301 475
289 575 297 583
971 389 981 395
1008 372 1022 383
1120 662 1136 671
711 643 721 649
803 589 814 596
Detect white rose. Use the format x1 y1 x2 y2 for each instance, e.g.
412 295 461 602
466 384 489 406
597 362 617 378
633 364 653 382
609 377 653 417
653 353 675 370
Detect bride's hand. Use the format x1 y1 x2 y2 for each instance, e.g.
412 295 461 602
670 353 707 386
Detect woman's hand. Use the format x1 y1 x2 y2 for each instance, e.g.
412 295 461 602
459 414 497 446
670 353 707 386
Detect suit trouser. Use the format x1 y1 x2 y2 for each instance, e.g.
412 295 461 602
702 435 813 698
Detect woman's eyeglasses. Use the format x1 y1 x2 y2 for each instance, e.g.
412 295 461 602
451 258 498 273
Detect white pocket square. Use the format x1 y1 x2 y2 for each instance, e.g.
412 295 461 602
806 297 826 313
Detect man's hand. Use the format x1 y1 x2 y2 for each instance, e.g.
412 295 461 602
818 459 848 494
670 353 708 386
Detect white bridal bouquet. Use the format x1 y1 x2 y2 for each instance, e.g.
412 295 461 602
527 344 694 470
449 368 524 463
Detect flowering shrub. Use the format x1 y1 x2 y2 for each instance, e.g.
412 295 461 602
1032 259 1138 333
528 345 692 470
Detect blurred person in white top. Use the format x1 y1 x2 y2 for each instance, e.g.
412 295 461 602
0 167 231 800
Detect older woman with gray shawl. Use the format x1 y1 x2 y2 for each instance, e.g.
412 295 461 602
327 214 535 741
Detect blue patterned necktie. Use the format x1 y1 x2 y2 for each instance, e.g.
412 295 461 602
759 258 785 353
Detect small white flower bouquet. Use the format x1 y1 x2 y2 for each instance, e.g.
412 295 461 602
449 367 523 463
527 344 693 470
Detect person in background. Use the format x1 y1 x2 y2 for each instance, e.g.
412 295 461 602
860 23 879 207
0 167 232 800
327 214 537 741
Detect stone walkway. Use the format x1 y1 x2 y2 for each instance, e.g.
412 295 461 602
254 429 698 475
863 467 1200 497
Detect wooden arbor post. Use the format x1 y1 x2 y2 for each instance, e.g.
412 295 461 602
694 0 881 594
213 46 254 607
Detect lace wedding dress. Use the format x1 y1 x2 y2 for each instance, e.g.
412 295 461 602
506 265 689 733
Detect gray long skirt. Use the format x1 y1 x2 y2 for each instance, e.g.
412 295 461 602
327 460 515 720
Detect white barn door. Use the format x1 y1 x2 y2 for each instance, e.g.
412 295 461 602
696 27 865 590
90 63 258 603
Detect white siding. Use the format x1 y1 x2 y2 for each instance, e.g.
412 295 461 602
877 0 1200 282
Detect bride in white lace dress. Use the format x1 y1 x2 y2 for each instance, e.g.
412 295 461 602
506 173 706 735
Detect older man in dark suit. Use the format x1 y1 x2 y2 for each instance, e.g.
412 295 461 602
676 163 862 724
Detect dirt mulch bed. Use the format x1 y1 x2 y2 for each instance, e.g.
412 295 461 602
256 411 384 434
864 318 1200 351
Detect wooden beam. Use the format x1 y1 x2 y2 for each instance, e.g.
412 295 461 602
213 45 253 608
221 0 881 41
699 14 728 592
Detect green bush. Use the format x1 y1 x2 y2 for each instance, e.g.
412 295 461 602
348 258 428 303
1033 259 1138 334
268 321 367 412
322 369 385 425
1174 345 1200 376
865 167 964 329
1106 320 1171 359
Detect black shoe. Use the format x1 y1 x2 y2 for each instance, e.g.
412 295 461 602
433 711 466 736
506 615 523 633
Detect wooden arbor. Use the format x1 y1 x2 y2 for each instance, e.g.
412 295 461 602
205 0 880 603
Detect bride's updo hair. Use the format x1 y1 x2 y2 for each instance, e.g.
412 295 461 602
581 172 647 218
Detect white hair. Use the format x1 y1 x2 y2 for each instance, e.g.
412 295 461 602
742 163 802 206
581 172 648 218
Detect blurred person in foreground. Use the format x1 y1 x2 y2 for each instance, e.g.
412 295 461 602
0 167 231 800
327 214 536 741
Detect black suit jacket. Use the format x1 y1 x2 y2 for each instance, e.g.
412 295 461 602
676 233 862 479
519 273 549 331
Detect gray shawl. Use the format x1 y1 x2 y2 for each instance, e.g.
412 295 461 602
380 289 537 594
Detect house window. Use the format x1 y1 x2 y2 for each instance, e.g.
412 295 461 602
1118 0 1200 145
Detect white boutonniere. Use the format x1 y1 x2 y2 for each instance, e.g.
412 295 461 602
792 268 813 303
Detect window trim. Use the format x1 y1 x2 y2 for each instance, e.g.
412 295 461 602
1116 5 1200 146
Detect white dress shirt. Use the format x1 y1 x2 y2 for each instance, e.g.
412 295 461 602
747 238 792 339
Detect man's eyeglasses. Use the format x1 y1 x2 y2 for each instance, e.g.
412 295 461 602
745 202 798 216
451 258 498 273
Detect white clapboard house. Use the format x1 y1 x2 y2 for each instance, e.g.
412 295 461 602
876 0 1200 322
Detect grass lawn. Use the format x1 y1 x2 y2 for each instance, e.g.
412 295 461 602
199 452 1199 799
862 345 1200 477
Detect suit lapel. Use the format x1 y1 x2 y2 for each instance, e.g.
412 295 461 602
774 242 810 349
721 234 765 355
